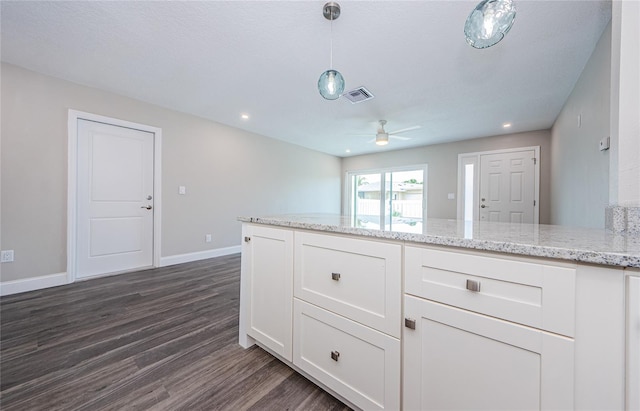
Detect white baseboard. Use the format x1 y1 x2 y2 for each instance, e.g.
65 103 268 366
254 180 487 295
0 247 241 296
160 245 241 267
0 272 68 296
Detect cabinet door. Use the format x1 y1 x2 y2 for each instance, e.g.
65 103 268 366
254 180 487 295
627 274 640 411
403 295 574 411
241 224 293 361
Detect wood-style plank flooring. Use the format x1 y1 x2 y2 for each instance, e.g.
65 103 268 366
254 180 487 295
0 254 351 410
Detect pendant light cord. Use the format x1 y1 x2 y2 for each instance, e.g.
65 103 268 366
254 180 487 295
330 11 334 69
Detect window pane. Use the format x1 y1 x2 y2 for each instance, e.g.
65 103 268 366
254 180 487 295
352 173 381 229
464 163 474 221
385 170 424 233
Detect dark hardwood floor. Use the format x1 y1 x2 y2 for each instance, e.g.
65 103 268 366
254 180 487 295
0 254 351 411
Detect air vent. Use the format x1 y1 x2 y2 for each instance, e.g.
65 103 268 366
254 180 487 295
343 87 374 104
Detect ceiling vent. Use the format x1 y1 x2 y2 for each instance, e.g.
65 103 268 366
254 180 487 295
343 87 374 104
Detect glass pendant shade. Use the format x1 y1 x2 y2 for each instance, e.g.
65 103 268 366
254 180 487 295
464 0 516 49
318 69 345 100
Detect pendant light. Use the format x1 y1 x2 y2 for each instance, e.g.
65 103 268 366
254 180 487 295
318 2 345 100
464 0 516 49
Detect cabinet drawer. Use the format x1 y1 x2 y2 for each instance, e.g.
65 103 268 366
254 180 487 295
294 232 401 338
405 246 576 336
293 299 400 411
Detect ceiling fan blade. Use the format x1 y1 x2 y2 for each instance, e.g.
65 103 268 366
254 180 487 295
366 138 376 143
388 125 421 135
390 135 411 141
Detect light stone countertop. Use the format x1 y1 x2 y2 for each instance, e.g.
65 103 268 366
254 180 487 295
238 214 640 268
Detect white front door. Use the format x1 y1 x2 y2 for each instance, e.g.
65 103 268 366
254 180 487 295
479 150 536 223
76 119 155 278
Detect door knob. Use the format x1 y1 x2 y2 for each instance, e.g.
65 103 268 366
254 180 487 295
141 205 152 210
480 204 488 208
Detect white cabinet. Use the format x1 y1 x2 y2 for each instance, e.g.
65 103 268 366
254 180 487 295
404 295 574 411
293 299 400 411
240 224 293 360
626 272 640 411
239 224 628 411
293 231 402 410
405 246 576 336
404 245 576 411
240 225 402 410
294 231 402 337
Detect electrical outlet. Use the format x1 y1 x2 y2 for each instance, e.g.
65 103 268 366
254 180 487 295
205 234 212 243
1 250 15 263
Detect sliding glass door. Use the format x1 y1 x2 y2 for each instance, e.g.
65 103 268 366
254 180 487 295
347 166 426 233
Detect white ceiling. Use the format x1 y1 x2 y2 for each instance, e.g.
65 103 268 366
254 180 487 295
1 1 611 157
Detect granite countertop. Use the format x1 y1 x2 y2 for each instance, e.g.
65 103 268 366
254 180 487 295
238 214 640 268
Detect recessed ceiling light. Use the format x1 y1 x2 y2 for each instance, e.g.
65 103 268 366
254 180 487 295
345 149 351 153
241 113 250 120
503 123 512 128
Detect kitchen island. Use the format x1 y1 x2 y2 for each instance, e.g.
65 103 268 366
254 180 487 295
238 214 640 410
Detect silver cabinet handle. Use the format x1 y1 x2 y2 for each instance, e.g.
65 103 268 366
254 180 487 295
331 272 341 281
331 351 340 361
405 318 416 330
141 205 152 210
466 279 481 292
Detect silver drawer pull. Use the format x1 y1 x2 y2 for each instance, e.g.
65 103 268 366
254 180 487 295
331 350 340 361
405 318 416 330
331 272 341 281
466 279 481 292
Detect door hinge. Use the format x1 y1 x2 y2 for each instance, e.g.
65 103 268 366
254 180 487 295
534 200 536 206
244 236 251 243
532 157 537 165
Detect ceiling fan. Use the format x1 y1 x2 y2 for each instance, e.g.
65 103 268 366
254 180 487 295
368 120 420 146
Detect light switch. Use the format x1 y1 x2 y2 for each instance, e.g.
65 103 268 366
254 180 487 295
447 193 455 200
1 250 14 263
179 186 186 195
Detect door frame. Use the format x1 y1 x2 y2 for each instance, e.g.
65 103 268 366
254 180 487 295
67 110 162 283
456 146 540 223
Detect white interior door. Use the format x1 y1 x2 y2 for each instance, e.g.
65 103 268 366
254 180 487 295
479 150 536 223
76 119 155 278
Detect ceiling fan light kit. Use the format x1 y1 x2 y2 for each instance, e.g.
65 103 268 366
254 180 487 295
375 133 389 146
375 119 389 145
318 2 345 100
464 0 517 49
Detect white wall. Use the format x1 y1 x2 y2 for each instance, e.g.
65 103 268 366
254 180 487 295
609 1 640 209
550 22 611 228
0 63 341 283
342 130 551 223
